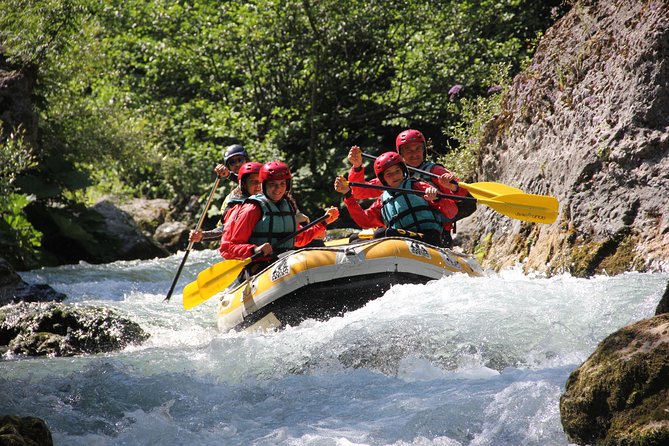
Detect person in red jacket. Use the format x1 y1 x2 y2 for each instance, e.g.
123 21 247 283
334 152 457 247
220 161 339 274
346 129 475 247
190 145 309 243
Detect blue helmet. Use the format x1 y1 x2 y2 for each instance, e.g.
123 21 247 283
223 144 250 166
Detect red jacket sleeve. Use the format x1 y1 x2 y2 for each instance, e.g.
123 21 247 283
412 180 458 221
219 202 262 259
347 165 383 200
294 221 327 247
343 195 385 228
429 165 470 198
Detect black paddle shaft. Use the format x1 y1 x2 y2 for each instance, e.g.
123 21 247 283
361 152 440 179
347 181 477 203
164 176 221 302
249 212 331 261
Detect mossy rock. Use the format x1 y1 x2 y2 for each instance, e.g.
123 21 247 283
560 314 669 445
0 415 53 446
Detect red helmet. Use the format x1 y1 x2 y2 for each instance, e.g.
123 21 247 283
259 161 293 193
395 129 426 153
373 152 407 185
237 162 263 187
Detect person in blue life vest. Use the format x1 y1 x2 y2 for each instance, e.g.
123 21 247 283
346 129 475 247
220 161 339 274
190 145 309 243
333 151 458 247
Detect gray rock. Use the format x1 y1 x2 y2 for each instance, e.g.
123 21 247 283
471 0 669 276
91 200 170 261
560 313 669 445
23 199 170 265
0 302 149 357
154 220 189 252
118 197 171 235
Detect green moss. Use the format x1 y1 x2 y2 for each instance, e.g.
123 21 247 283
565 233 645 278
475 233 493 262
568 241 604 277
598 235 646 275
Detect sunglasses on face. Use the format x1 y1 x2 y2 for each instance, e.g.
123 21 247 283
227 157 246 166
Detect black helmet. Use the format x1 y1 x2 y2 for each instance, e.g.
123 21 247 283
223 144 250 166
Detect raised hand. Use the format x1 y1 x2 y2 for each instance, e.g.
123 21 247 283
438 172 458 192
347 145 363 168
424 187 438 201
215 163 230 178
189 230 203 243
334 175 351 194
324 206 340 224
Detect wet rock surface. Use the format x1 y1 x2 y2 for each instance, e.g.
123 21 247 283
0 301 149 357
560 313 669 445
0 258 65 307
0 415 52 446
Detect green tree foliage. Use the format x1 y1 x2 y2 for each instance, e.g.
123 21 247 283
82 0 564 213
0 126 41 266
1 0 566 259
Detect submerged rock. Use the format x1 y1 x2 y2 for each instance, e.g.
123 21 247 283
560 313 669 445
0 302 149 357
0 257 66 307
0 415 52 446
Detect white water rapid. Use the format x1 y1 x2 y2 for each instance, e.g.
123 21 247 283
2 248 667 445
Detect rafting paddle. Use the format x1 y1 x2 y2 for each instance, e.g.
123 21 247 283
182 210 334 310
360 152 522 199
346 180 559 224
164 176 221 302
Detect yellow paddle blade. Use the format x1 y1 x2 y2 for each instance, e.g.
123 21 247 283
182 281 203 310
478 193 559 224
182 258 251 310
459 181 524 199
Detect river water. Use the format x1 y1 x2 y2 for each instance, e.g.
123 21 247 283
2 248 667 445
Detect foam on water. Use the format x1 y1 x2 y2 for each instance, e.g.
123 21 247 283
4 250 667 445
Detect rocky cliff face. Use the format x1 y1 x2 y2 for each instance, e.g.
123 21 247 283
470 0 669 276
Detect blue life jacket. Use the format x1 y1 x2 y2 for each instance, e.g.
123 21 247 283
380 178 447 233
410 161 442 184
246 194 297 250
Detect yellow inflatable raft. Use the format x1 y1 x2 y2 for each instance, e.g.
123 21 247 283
216 237 483 332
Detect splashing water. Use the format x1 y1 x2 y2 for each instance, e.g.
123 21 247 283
2 249 666 445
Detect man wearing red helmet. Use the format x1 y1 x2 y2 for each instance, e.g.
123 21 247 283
334 152 457 247
221 161 339 272
345 129 475 246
